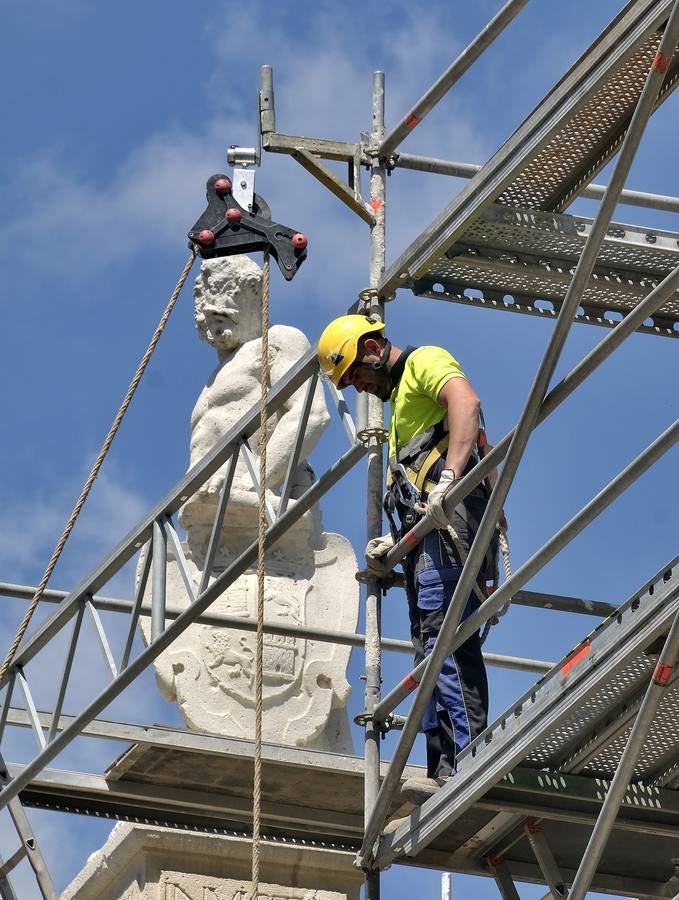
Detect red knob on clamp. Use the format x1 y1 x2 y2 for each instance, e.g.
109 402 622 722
215 178 232 196
198 229 215 246
225 208 242 225
292 232 308 249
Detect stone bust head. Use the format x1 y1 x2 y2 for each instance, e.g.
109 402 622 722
193 255 263 352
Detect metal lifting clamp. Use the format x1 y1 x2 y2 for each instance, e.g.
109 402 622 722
188 145 308 281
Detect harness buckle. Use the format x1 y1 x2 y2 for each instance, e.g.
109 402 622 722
389 463 420 509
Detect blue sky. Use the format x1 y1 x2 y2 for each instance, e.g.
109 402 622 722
1 0 679 896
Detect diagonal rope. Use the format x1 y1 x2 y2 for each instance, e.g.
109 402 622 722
0 248 198 683
251 249 271 899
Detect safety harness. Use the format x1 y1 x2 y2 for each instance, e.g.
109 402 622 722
382 350 511 641
383 405 494 539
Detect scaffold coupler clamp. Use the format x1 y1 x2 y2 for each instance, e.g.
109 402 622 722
353 710 402 735
188 152 308 280
355 566 397 592
350 286 395 316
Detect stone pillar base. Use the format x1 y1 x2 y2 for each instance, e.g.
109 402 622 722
62 823 363 900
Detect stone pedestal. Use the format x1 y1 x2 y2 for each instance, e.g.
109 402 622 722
62 823 363 900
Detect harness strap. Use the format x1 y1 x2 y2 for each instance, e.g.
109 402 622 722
386 414 490 499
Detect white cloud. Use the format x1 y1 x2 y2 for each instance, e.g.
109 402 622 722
0 465 149 586
0 122 233 276
0 1 491 294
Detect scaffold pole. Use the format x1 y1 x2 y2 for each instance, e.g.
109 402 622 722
362 67 388 900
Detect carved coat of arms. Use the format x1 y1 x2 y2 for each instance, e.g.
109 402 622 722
201 574 308 706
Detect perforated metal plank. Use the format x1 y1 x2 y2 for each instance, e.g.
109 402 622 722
379 0 679 302
374 555 679 869
573 681 679 781
412 204 679 337
497 29 679 212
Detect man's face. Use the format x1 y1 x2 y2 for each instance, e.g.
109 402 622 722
203 305 239 350
339 343 391 401
200 297 261 351
194 258 263 351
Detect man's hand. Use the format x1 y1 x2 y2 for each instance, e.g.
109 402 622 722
423 469 457 530
365 533 395 575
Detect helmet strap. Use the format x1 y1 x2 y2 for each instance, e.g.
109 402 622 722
369 339 392 372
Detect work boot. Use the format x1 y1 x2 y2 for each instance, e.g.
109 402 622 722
400 774 449 803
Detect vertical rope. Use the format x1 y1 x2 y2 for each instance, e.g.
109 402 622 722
480 525 512 646
498 527 511 584
251 250 270 899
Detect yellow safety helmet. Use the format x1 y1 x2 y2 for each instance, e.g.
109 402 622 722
317 314 385 386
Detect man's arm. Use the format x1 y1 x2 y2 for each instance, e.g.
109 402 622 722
437 376 481 477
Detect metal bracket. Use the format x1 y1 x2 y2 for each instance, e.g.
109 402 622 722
227 145 259 212
232 166 256 212
291 147 376 225
188 174 308 281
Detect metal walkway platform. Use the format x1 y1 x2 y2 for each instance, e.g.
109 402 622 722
5 708 679 896
379 0 679 335
412 204 679 337
374 554 679 895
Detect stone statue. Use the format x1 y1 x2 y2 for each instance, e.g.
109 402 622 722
138 255 359 752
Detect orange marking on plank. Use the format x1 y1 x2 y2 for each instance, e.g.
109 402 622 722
652 51 671 73
560 640 591 677
402 673 418 692
653 662 673 685
405 113 421 129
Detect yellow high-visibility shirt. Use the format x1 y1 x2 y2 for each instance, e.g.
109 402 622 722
388 346 466 458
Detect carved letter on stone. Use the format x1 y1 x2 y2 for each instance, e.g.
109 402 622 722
159 874 342 900
138 256 359 753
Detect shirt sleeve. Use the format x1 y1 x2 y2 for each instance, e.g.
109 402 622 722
412 346 466 402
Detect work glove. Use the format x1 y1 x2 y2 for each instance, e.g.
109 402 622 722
422 469 458 531
365 533 395 575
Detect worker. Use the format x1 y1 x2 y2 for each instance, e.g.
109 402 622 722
317 314 497 803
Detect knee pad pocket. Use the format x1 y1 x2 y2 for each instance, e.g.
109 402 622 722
416 566 459 611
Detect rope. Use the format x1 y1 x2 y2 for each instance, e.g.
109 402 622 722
480 525 512 646
251 249 271 899
0 249 198 683
498 527 511 584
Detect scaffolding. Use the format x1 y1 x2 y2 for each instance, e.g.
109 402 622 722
3 0 679 896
